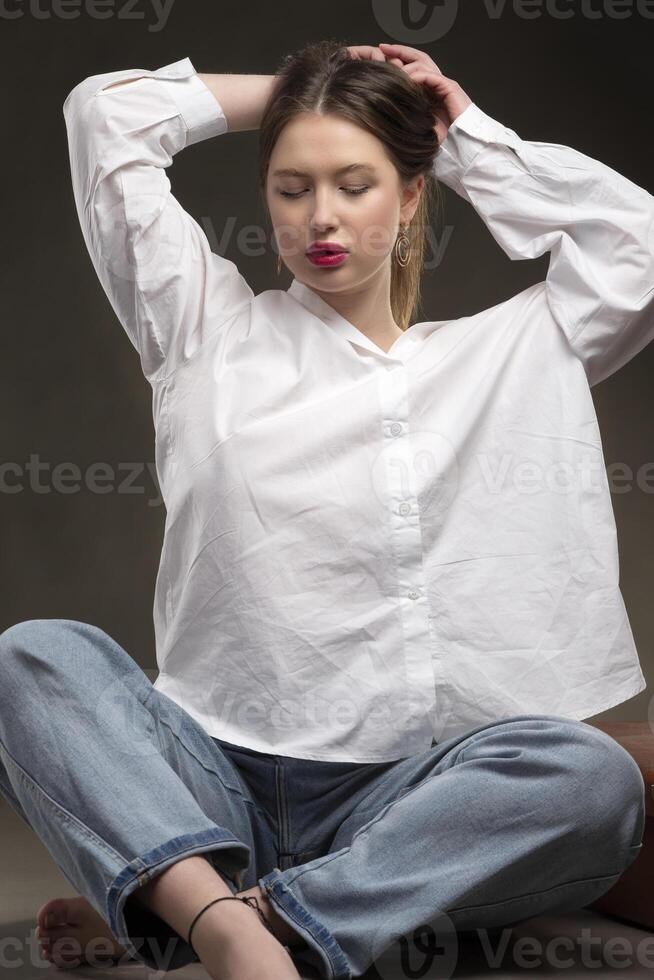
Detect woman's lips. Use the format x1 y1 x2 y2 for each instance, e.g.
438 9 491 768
306 251 349 267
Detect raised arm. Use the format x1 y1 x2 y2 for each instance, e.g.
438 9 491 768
432 101 654 387
63 57 276 383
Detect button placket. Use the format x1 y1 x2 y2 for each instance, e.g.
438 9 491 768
377 367 436 745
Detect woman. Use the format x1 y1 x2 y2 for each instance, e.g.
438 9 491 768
1 37 651 980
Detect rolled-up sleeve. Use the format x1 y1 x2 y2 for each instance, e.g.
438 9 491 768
433 102 654 387
63 56 253 383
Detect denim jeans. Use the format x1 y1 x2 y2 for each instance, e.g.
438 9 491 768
0 619 646 979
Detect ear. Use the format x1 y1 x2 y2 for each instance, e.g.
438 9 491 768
400 174 425 225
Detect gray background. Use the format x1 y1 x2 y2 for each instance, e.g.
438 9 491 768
1 0 652 726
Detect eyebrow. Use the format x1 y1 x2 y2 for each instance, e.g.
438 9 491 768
272 163 377 178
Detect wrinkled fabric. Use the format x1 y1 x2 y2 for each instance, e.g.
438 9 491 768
63 57 652 763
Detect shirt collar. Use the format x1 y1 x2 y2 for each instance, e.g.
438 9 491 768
286 278 416 362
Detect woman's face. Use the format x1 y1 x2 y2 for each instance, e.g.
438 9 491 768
265 112 423 292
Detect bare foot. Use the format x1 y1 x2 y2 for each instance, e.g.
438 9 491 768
35 896 129 969
36 886 305 976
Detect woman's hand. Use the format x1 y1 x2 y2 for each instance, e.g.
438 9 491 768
347 42 472 145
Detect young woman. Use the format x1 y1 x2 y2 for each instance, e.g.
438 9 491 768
1 37 651 980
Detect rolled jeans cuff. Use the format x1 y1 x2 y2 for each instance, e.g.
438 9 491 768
107 827 251 971
259 867 352 980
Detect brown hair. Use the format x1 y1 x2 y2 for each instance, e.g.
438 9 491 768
257 38 443 332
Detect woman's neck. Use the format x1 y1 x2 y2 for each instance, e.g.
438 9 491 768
309 270 403 351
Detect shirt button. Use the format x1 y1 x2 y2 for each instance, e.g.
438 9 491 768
390 422 403 436
408 590 420 600
398 502 411 516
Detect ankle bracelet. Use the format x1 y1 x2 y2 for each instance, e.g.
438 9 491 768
188 894 277 956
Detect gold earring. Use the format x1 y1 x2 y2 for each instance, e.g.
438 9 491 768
394 224 411 267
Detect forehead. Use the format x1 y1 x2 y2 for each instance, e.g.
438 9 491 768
269 112 389 175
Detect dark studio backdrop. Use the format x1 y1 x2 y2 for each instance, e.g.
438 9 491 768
1 1 653 723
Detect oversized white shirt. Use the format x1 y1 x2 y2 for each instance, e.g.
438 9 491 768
63 56 652 762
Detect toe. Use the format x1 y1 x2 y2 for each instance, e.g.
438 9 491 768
48 937 83 970
36 897 71 931
39 925 76 944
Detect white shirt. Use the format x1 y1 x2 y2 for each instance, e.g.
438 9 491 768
63 56 652 762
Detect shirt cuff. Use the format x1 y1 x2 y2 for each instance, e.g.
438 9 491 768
149 56 229 147
433 102 523 191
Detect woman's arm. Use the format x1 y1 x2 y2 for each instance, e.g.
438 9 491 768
196 73 276 132
63 58 274 383
105 73 277 132
432 105 654 387
375 42 654 388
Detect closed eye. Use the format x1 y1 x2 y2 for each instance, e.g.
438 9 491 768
279 187 369 198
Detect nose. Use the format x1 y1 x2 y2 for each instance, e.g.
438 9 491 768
309 188 340 234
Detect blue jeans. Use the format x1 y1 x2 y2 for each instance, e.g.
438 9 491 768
0 619 645 979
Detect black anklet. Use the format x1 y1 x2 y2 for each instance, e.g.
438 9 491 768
187 894 276 956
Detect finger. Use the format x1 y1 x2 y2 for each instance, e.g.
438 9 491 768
347 45 382 60
394 59 421 72
345 45 370 60
409 70 450 89
378 42 431 63
403 60 443 78
380 43 442 74
405 66 448 90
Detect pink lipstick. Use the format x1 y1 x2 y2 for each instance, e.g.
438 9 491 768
306 250 349 267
